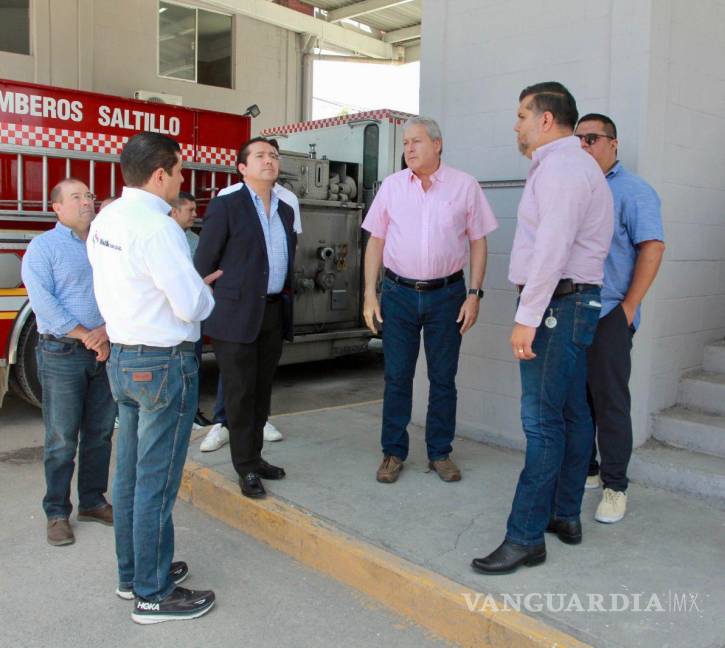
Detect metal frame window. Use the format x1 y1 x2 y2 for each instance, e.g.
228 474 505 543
0 0 31 56
157 0 233 88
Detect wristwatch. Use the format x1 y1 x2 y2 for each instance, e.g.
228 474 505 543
468 288 484 299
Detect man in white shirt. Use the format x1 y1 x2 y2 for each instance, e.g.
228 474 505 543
88 132 220 624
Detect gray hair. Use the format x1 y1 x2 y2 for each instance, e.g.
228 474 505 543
403 116 442 143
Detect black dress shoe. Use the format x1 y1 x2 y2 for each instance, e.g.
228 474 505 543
194 411 213 426
471 539 546 575
545 517 582 545
239 472 266 498
255 459 286 480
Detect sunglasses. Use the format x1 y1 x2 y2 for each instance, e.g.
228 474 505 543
575 133 615 146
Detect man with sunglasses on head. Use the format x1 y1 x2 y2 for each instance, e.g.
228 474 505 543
574 114 665 524
22 178 116 547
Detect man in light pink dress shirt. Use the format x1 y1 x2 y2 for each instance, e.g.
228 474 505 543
362 116 498 484
472 82 613 575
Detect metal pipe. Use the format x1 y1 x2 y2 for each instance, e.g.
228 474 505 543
16 154 23 210
110 163 116 197
89 159 95 195
42 156 48 211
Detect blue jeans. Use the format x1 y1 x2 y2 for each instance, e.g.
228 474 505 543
107 343 198 602
380 276 466 461
37 339 116 520
506 289 601 546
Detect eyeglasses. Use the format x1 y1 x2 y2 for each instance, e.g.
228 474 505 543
575 133 615 146
68 192 97 202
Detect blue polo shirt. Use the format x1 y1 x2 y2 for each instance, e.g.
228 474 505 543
601 162 664 329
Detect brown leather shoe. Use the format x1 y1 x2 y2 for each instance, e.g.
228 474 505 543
78 503 113 526
428 457 462 482
376 455 404 483
47 518 75 546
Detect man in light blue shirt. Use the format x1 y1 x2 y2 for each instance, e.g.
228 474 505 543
21 178 116 547
575 113 665 524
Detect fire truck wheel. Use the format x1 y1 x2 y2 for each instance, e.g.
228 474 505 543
9 315 42 408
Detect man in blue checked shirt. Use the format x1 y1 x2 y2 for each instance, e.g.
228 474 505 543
21 178 117 547
575 114 665 525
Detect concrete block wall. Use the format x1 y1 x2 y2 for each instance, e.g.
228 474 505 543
640 0 725 433
0 0 302 133
414 0 725 449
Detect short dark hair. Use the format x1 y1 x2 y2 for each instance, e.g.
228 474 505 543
170 191 196 208
519 82 578 130
50 177 85 204
120 132 181 187
236 136 279 167
577 112 618 139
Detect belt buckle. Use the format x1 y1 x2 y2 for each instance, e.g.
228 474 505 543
414 281 427 291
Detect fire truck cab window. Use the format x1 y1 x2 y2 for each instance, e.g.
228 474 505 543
0 0 30 56
158 1 232 89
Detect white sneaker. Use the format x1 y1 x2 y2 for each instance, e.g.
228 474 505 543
200 423 230 452
263 422 283 442
595 488 627 523
585 473 601 489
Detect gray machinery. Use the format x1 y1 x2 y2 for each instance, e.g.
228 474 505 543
276 149 371 364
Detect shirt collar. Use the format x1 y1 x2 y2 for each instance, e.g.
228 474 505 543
532 135 580 164
54 221 83 241
407 161 446 184
121 186 172 215
246 184 279 205
606 160 623 178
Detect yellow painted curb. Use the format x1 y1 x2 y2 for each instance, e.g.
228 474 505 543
180 459 590 648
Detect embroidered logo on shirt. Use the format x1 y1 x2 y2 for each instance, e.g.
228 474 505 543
93 231 122 251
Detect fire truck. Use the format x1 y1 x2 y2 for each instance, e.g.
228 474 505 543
0 78 412 407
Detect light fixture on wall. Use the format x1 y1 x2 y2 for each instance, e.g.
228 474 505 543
243 104 261 118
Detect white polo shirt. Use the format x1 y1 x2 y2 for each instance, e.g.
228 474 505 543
87 187 214 347
217 182 302 234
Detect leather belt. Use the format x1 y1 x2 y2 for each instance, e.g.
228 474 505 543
40 334 85 346
113 341 195 353
517 278 599 298
385 269 464 292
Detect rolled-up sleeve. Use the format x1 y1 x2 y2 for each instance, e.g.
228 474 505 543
361 180 390 239
145 222 214 324
21 240 79 336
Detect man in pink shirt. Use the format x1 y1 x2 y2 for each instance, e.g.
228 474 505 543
362 116 498 484
472 82 613 575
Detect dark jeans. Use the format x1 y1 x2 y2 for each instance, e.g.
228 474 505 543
379 275 466 461
587 304 634 492
506 289 601 546
107 342 198 602
212 301 283 475
36 339 116 520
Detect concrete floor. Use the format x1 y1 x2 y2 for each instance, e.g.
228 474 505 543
0 354 450 648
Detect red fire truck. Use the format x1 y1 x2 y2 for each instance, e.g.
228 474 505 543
0 79 250 407
1 79 378 409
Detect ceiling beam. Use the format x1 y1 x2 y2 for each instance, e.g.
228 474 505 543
327 0 415 23
210 0 402 60
382 24 421 43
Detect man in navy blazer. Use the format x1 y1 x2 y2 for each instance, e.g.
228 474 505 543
195 137 297 498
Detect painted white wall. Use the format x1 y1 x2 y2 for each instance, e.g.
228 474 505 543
0 0 302 133
415 0 725 450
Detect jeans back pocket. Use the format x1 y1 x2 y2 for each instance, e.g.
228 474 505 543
120 363 170 412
